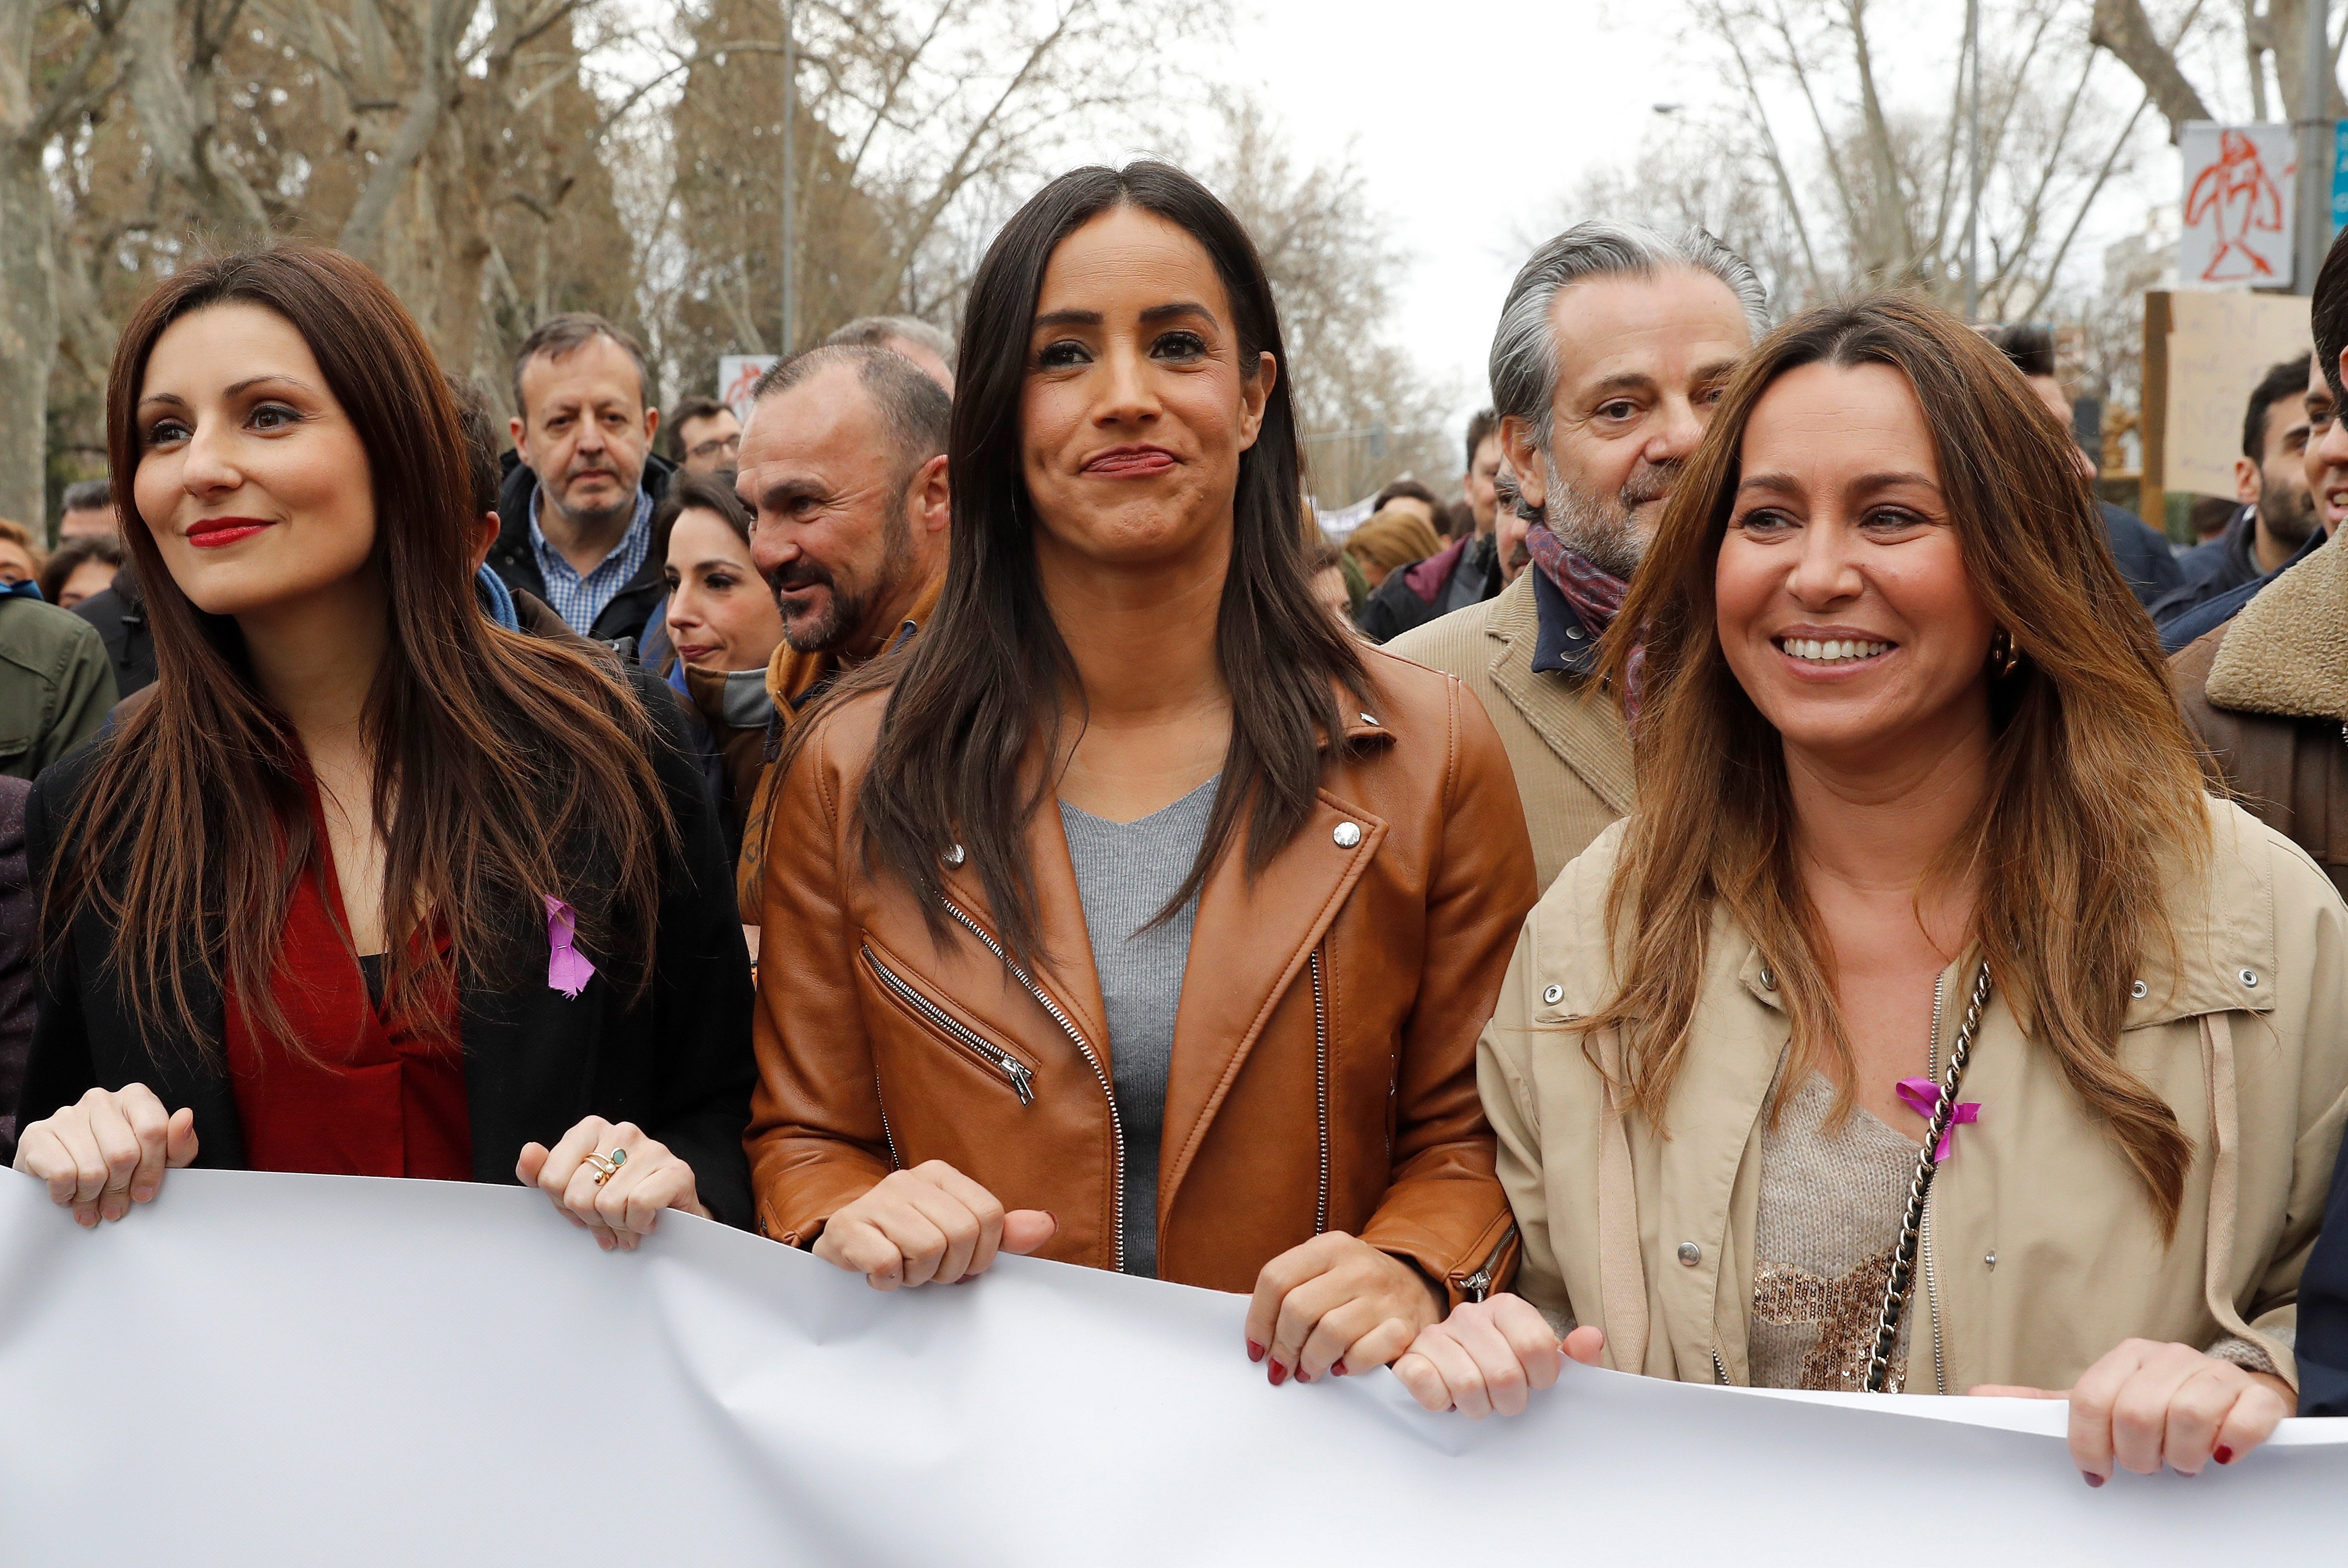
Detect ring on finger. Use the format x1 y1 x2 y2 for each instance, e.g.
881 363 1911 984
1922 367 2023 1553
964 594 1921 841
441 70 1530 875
582 1148 628 1187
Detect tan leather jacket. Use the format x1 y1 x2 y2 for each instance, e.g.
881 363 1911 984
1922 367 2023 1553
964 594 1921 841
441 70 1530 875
745 648 1538 1301
1483 801 2348 1394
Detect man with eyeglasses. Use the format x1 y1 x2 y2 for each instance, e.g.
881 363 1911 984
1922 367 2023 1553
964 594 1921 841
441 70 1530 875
667 397 744 479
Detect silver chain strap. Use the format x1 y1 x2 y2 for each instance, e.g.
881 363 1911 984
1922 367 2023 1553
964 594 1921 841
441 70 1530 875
1861 959 1993 1394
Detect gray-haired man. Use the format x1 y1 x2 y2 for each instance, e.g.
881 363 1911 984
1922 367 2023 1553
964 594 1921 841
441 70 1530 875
1389 221 1763 886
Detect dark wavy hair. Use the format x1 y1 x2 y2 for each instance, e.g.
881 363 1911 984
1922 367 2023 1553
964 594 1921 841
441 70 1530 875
820 160 1370 959
59 246 673 1055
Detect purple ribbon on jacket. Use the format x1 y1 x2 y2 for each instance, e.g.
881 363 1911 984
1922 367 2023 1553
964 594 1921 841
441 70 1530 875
1895 1077 1979 1161
544 896 595 1000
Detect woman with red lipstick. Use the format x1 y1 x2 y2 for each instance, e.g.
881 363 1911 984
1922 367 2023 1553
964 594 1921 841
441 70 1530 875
1395 295 2348 1484
11 248 755 1246
744 162 1536 1387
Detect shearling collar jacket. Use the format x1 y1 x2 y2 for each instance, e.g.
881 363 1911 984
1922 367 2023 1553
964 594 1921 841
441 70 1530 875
743 647 1537 1301
2173 531 2348 892
1480 801 2348 1395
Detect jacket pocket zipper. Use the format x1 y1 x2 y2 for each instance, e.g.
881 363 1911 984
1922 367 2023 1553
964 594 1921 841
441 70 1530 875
1451 1222 1517 1304
936 894 1126 1272
863 944 1035 1105
1311 948 1331 1235
1711 1347 1730 1385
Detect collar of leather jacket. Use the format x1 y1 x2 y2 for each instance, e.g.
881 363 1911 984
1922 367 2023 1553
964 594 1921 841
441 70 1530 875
2206 530 2348 721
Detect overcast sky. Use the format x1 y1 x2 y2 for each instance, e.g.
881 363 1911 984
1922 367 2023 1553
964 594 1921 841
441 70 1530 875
1148 0 2182 467
1211 0 1699 448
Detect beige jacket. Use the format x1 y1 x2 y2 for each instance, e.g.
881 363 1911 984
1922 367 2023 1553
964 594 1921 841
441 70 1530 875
1481 800 2348 1394
1386 570 1630 890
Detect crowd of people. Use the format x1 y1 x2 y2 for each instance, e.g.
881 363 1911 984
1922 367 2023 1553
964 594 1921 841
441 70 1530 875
2 155 2346 1494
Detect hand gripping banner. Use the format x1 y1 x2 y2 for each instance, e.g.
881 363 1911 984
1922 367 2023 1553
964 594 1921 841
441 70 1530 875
1 1169 2342 1565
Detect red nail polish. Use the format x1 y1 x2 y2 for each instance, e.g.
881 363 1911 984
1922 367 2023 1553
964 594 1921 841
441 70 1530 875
1333 1359 1349 1377
1247 1341 1265 1364
1296 1368 1314 1384
2081 1472 2104 1488
2214 1446 2235 1466
1268 1361 1288 1386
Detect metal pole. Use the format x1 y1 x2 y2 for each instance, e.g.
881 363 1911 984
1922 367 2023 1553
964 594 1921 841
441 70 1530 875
1963 0 1980 320
780 0 797 353
2298 0 2333 295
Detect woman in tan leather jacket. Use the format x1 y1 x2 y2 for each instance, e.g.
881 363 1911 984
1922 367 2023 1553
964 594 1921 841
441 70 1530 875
743 162 1537 1385
1395 296 2348 1483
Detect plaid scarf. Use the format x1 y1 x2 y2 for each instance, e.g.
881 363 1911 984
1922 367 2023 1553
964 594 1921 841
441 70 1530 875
1523 523 1644 721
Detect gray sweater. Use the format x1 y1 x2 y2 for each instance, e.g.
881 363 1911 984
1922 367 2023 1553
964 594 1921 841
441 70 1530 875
1058 777 1219 1277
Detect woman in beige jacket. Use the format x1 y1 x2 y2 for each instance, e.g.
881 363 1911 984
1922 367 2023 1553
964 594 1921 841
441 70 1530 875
1393 295 2348 1484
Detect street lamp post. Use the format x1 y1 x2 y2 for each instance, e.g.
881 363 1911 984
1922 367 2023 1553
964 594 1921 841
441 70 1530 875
2298 0 2335 296
780 0 797 353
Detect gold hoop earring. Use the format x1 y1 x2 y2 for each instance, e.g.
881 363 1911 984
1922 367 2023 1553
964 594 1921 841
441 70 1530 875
1989 628 2021 679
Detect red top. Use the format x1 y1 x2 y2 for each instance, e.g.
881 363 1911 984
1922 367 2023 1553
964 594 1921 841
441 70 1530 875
224 787 471 1180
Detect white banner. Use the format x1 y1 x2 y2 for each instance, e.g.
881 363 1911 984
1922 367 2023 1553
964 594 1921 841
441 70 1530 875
1 1169 2341 1564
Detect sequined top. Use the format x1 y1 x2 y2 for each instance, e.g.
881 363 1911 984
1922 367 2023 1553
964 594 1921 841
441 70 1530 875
1750 1073 1918 1392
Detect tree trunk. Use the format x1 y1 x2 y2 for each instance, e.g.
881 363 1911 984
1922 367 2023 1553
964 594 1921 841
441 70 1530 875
2089 0 2214 140
0 0 57 535
122 0 271 244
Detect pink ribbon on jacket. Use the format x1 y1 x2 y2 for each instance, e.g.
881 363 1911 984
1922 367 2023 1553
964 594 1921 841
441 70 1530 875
544 896 595 1000
1895 1077 1979 1161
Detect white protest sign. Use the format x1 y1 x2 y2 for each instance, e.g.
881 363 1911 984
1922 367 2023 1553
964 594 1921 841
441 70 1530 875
1 1168 2341 1565
2179 122 2298 288
717 354 777 417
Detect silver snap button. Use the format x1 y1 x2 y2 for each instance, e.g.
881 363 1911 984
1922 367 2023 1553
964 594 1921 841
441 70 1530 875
1359 712 1378 726
1984 1251 1997 1270
1676 1242 1701 1267
1565 625 1584 640
1333 822 1363 849
941 843 965 867
2239 968 2259 988
1542 983 1564 1006
2129 980 2148 1000
1758 967 1775 990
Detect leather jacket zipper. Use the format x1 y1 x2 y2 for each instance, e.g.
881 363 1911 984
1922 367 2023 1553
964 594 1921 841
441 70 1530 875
863 944 1035 1104
1711 1347 1730 1385
1451 1222 1517 1303
1311 948 1330 1235
937 894 1126 1272
874 1072 901 1170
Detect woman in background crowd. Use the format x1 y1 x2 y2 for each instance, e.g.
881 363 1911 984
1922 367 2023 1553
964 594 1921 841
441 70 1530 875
0 520 40 588
1304 532 1360 632
747 161 1536 1385
11 247 755 1244
1341 505 1443 591
1398 295 2348 1486
654 471 785 857
39 536 124 611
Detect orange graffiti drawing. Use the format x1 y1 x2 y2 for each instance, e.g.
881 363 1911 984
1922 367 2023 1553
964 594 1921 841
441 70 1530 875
2185 130 2288 283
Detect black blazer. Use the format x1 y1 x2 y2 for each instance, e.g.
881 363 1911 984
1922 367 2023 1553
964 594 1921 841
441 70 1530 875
15 666 756 1227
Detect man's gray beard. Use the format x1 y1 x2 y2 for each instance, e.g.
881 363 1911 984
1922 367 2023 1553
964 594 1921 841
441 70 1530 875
2258 481 2319 552
776 506 918 656
1540 453 1659 580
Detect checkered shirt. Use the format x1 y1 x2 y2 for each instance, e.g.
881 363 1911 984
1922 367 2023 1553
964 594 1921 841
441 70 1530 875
529 485 654 636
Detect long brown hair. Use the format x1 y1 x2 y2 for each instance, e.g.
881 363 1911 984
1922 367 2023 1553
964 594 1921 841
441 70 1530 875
1589 293 2207 1233
822 162 1371 960
56 247 672 1053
